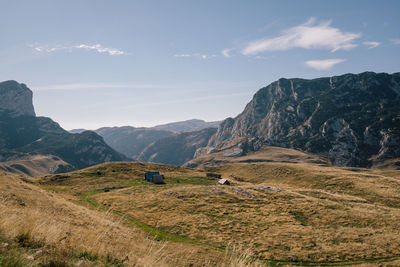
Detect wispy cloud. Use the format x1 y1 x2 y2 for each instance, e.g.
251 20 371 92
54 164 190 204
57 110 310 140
242 18 361 55
221 48 233 58
174 53 217 59
363 41 380 49
391 38 400 45
32 81 258 91
29 43 126 56
305 58 346 70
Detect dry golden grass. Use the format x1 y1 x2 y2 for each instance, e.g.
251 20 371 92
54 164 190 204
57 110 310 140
33 161 400 265
0 171 229 266
0 155 70 177
4 157 400 266
188 145 328 168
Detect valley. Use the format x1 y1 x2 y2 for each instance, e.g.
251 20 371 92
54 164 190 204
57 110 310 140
2 156 400 266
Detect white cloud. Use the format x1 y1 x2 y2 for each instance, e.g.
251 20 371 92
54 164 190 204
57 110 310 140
174 54 192 57
74 44 125 55
29 43 125 56
174 53 216 59
363 41 380 49
305 58 346 70
221 48 232 58
391 38 400 45
242 18 361 55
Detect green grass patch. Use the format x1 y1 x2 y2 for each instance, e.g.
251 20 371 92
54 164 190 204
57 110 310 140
164 176 216 186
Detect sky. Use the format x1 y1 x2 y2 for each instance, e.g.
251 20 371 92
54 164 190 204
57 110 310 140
1 0 399 130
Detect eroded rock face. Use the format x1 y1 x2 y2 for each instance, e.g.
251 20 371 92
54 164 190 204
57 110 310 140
206 72 400 167
0 80 35 117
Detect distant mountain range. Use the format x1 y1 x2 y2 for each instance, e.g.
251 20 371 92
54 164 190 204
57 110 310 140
69 119 221 165
1 71 399 172
0 80 127 174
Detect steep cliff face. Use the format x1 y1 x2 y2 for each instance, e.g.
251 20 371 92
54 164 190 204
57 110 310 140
0 81 127 172
207 72 400 167
0 80 35 117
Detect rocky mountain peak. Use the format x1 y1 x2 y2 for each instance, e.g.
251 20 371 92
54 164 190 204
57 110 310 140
205 71 400 167
0 80 35 117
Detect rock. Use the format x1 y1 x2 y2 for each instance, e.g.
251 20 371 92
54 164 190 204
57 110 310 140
205 72 400 167
26 255 34 261
257 185 283 193
0 81 128 174
0 81 35 117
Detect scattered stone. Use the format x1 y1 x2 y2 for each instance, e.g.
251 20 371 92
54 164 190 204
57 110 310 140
257 185 283 193
230 175 244 181
288 254 297 262
2 242 8 248
233 187 254 198
31 249 42 254
26 255 34 261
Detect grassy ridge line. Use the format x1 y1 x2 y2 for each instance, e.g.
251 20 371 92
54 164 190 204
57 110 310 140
76 188 400 267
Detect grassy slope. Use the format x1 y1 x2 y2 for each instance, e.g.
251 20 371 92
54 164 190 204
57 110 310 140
26 160 400 266
0 170 242 267
187 145 329 168
0 155 72 177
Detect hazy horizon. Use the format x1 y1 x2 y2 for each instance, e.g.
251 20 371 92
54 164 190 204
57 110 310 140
1 0 399 129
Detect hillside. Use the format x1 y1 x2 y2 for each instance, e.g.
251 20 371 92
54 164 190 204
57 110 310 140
152 119 221 132
206 72 400 168
0 80 127 174
0 155 73 176
95 126 174 159
9 160 398 266
137 128 217 165
185 145 329 168
0 170 229 266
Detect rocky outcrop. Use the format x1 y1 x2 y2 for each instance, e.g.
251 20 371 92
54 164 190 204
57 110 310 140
206 72 400 167
0 81 127 172
0 80 35 117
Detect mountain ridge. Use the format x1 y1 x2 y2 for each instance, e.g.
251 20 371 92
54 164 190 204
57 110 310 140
203 71 400 167
0 80 127 174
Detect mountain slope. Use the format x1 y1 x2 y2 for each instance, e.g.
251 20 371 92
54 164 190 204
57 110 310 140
152 119 221 132
0 80 127 173
207 72 400 167
95 126 174 159
137 128 217 165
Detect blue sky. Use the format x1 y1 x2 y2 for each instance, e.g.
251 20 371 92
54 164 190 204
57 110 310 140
1 0 399 130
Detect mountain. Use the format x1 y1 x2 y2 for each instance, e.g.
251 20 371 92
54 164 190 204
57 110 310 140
137 128 217 165
95 126 173 159
0 80 127 173
152 119 221 132
0 80 35 117
69 128 87 134
205 72 400 167
77 119 221 163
